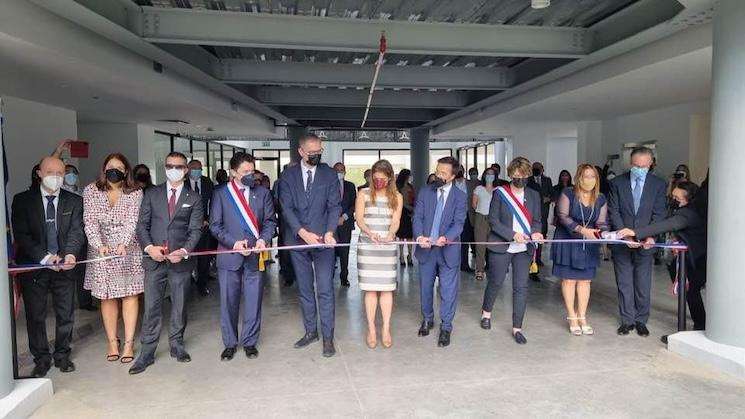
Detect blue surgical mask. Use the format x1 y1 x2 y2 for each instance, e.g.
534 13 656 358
240 174 255 188
630 166 649 179
190 169 202 179
64 173 78 186
485 175 495 183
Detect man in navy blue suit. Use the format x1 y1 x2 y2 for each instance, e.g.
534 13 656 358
278 134 342 357
210 152 276 361
412 156 467 347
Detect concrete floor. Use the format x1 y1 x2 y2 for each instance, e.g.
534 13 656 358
24 243 745 418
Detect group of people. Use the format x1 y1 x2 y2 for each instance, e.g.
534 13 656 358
10 134 707 380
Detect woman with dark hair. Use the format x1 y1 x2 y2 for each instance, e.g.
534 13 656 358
132 164 153 190
29 164 41 190
426 173 437 184
356 160 403 349
472 167 498 281
215 169 229 186
83 153 144 364
395 168 415 266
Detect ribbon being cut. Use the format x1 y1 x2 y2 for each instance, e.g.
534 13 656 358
8 236 688 275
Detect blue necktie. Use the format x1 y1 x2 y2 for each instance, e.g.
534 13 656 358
306 170 313 198
45 195 59 255
633 177 642 214
429 188 445 239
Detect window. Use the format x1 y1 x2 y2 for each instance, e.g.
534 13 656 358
251 149 288 181
152 132 171 184
380 150 411 175
191 140 208 177
343 148 453 187
457 141 501 176
430 149 453 174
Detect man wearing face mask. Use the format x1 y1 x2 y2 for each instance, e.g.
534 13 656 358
278 134 342 357
333 162 357 287
527 162 553 275
11 157 85 377
412 156 467 347
210 152 276 361
185 159 215 296
62 164 82 196
607 147 666 337
130 152 203 375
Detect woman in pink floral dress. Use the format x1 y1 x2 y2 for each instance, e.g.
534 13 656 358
83 153 144 364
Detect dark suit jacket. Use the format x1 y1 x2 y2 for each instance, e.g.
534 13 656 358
210 182 276 272
11 188 85 268
608 172 667 253
633 206 706 264
336 180 356 238
487 186 542 254
136 183 204 272
184 176 214 220
528 175 553 218
278 163 342 246
412 184 467 269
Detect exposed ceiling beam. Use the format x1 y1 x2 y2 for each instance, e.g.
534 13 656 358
242 86 486 108
306 121 423 129
216 60 513 90
278 107 443 122
132 6 591 58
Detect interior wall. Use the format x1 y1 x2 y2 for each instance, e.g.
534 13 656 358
2 96 77 201
689 113 711 184
77 123 140 186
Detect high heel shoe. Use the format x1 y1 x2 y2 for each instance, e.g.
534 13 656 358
578 317 594 335
366 331 377 349
567 317 582 336
107 338 121 362
120 340 135 364
381 330 392 348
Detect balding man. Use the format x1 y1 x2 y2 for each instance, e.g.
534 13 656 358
12 157 85 377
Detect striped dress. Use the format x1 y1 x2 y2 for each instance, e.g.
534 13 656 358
357 189 398 291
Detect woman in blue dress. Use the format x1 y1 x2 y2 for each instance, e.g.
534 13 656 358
551 164 609 336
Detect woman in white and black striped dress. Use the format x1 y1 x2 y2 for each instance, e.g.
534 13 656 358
356 160 403 349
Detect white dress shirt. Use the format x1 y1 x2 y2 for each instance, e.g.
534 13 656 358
190 178 202 196
40 186 61 264
300 161 317 192
144 181 186 255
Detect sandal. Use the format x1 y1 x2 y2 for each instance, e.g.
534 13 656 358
475 271 484 281
366 330 377 349
107 338 121 362
567 317 582 336
578 317 594 335
381 330 392 348
120 340 135 364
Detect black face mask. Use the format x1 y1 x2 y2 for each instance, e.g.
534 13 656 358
512 177 528 188
135 172 150 183
106 169 125 183
240 174 255 188
306 153 322 166
532 168 541 176
431 177 446 187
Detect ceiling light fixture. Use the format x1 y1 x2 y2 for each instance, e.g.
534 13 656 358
531 0 550 9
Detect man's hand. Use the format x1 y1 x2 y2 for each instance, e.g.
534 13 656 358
233 240 251 256
98 245 110 258
323 232 336 247
203 220 210 229
254 239 267 254
167 248 187 264
146 246 167 263
642 237 656 250
617 228 635 239
625 238 642 249
338 216 345 226
531 232 545 242
435 236 448 247
298 228 322 245
47 255 62 272
416 236 432 249
513 232 529 243
62 255 76 271
115 244 127 256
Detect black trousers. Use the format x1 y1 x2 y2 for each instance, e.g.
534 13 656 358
668 256 707 330
195 226 214 289
278 217 295 282
139 265 191 362
73 263 92 308
460 217 474 269
20 270 75 364
336 226 352 282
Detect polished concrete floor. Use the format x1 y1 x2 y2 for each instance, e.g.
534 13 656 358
21 242 745 418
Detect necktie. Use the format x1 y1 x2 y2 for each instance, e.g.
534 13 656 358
45 195 59 255
168 188 177 217
429 188 445 239
195 181 200 196
340 180 344 199
633 177 642 214
306 170 313 195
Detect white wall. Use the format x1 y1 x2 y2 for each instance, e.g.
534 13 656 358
77 123 139 185
2 96 77 200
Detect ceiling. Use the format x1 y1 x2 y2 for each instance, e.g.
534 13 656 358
68 0 687 130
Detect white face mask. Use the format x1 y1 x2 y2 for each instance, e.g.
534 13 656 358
42 175 63 192
337 172 345 181
166 168 185 183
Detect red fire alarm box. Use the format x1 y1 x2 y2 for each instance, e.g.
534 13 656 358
68 141 89 158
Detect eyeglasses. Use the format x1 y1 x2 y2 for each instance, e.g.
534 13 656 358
165 164 186 170
302 148 324 155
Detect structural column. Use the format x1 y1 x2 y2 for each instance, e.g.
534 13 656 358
706 0 745 348
410 128 430 189
0 101 14 398
287 126 305 163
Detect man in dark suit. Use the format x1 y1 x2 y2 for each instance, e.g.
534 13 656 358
185 159 215 296
608 147 667 337
274 163 297 286
527 162 553 274
333 162 356 287
129 152 203 375
482 157 543 344
11 157 85 377
357 169 371 191
210 152 276 361
413 156 467 347
278 134 342 357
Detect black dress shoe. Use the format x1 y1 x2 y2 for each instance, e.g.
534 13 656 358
31 362 50 378
513 331 527 345
417 320 435 337
341 279 350 287
294 332 319 348
128 358 154 375
530 273 540 282
244 346 259 359
283 279 295 287
661 335 669 345
197 286 210 296
635 322 650 337
322 338 336 358
79 304 98 312
437 330 451 347
617 324 634 335
480 318 491 330
54 358 76 373
537 260 545 267
170 349 192 363
221 347 236 361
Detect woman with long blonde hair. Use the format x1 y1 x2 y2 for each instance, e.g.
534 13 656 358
551 164 609 336
355 160 403 349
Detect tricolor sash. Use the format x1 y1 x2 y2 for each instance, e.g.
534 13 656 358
226 180 261 240
495 186 532 236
